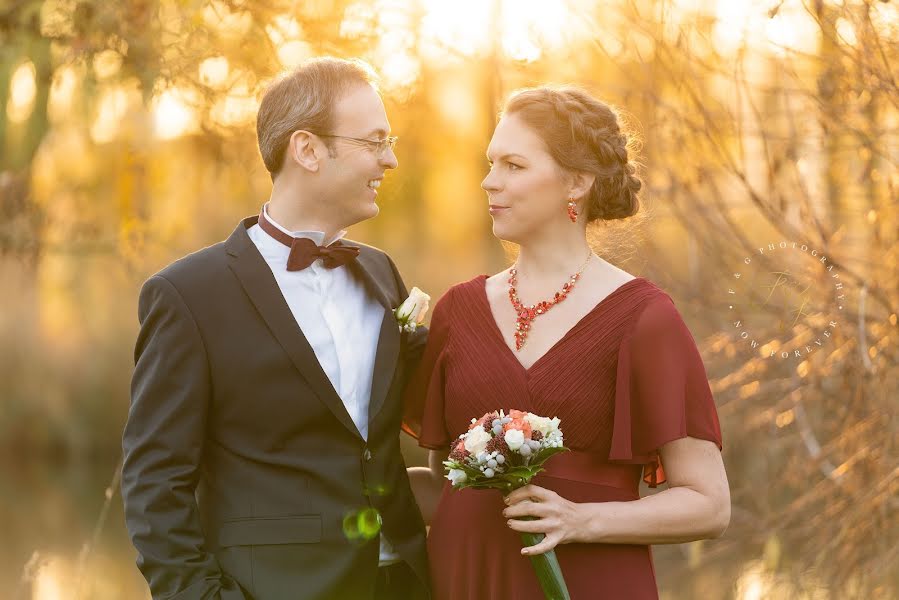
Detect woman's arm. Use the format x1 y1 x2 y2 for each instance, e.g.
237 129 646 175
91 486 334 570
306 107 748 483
504 436 730 555
407 449 449 526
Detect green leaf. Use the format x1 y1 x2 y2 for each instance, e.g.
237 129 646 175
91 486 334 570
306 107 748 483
443 447 571 491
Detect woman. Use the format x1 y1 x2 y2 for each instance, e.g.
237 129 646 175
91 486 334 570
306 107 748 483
404 86 730 599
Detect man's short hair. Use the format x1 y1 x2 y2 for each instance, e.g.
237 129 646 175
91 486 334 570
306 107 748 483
256 57 379 177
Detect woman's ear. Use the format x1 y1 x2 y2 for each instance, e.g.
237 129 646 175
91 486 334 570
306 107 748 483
569 171 596 201
288 130 323 173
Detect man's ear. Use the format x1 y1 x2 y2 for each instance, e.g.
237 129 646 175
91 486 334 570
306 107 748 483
569 171 596 201
288 130 324 173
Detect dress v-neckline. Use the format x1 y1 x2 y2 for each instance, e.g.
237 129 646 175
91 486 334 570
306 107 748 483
478 274 645 375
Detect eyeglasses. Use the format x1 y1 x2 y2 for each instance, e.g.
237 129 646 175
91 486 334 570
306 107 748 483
309 132 398 156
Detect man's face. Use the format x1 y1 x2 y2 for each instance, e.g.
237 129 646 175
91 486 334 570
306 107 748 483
319 83 398 227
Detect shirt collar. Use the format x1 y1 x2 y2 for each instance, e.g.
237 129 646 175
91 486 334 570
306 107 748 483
262 203 348 247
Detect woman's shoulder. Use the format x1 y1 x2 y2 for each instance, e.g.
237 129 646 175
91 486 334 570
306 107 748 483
627 276 671 304
429 274 488 320
588 269 671 317
438 274 487 302
452 273 489 293
621 278 698 341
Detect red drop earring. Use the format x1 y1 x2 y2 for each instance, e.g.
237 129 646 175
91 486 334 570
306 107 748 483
567 199 578 223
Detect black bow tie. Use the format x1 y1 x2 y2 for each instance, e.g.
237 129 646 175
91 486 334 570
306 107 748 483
257 210 360 271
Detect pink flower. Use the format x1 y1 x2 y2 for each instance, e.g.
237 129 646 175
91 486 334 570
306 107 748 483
469 411 499 432
503 411 533 439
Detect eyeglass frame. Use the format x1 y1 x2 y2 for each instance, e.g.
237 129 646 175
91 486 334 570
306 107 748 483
305 131 398 156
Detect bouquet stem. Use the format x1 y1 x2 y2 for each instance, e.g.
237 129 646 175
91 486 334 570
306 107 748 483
516 519 571 600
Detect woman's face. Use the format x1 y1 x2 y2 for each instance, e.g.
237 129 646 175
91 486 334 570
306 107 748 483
481 114 573 244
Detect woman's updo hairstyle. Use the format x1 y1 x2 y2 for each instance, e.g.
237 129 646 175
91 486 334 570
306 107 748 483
503 86 642 221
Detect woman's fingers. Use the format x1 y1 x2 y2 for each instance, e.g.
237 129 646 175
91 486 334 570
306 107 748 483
507 516 558 534
505 484 553 505
503 500 548 519
521 533 562 556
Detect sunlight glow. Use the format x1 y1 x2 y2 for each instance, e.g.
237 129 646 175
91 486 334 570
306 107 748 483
501 0 568 61
48 66 77 123
421 0 492 58
210 83 257 127
7 61 37 123
502 28 542 62
153 88 198 139
202 0 252 39
340 2 377 38
735 559 831 599
434 76 480 134
870 1 899 38
277 41 313 69
266 15 302 44
32 554 69 600
90 87 131 143
343 0 584 65
199 56 230 89
92 49 123 80
669 0 706 13
736 562 770 600
835 17 858 47
371 2 420 89
379 51 420 90
775 409 795 428
418 0 577 63
765 5 819 56
712 1 821 56
265 15 312 68
712 1 760 53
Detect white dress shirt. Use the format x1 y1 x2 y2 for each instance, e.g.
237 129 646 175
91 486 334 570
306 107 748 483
247 204 401 565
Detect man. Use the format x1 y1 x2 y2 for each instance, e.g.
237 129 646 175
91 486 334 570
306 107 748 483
122 57 430 600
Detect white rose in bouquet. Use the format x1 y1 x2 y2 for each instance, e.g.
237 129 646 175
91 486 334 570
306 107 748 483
446 468 467 485
503 428 525 451
464 427 492 455
524 414 560 437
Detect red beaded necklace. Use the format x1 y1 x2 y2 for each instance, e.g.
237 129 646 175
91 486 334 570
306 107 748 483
508 253 593 351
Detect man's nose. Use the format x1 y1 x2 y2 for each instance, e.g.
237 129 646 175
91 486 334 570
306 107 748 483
380 147 398 170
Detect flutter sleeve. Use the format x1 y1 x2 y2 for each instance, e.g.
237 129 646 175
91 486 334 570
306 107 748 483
609 293 723 487
402 286 454 450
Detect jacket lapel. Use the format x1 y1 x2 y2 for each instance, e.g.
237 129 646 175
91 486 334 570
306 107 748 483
225 217 364 440
347 249 401 424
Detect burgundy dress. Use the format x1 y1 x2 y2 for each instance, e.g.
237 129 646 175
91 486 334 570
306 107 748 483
402 275 723 600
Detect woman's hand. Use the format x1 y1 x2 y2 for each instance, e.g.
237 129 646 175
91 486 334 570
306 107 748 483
503 484 588 555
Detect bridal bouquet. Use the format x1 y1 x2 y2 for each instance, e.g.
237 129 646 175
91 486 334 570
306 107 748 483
443 409 571 600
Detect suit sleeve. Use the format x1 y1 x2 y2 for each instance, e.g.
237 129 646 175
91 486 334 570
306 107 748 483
121 275 248 600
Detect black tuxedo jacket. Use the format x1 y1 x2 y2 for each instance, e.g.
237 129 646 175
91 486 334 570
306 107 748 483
121 217 430 600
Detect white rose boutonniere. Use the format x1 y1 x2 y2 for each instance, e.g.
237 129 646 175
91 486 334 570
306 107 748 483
394 286 430 333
